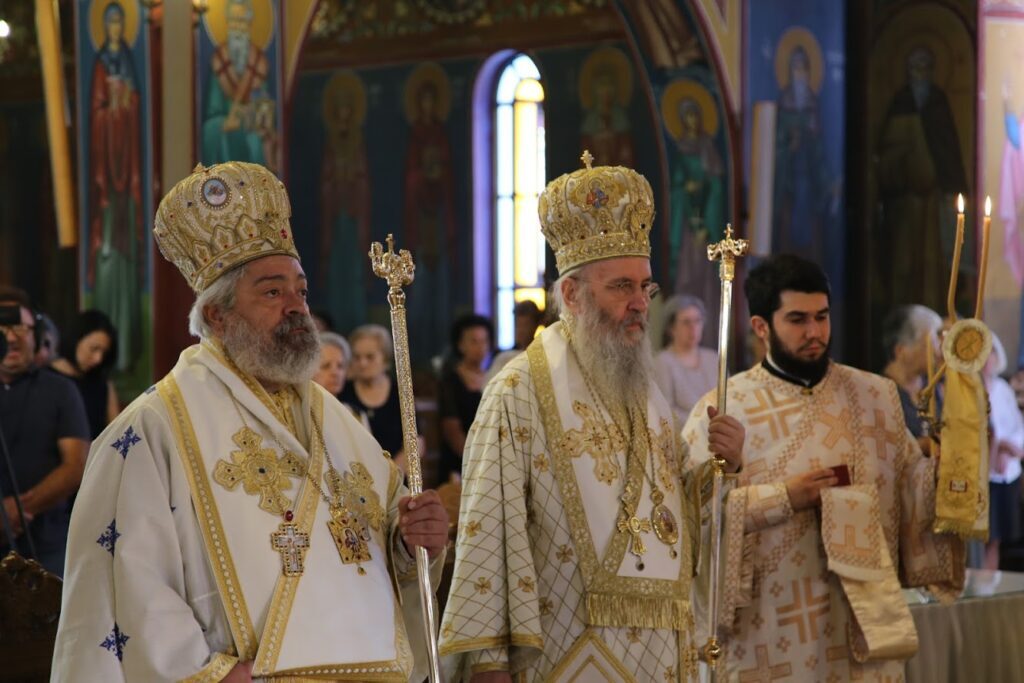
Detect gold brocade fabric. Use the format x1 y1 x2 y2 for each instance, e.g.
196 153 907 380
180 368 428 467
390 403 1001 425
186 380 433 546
154 161 299 293
538 154 654 275
686 363 964 682
820 486 918 663
936 369 990 539
439 324 702 682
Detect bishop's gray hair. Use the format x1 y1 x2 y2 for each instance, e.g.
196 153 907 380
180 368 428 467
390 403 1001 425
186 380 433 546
187 265 248 339
547 265 595 319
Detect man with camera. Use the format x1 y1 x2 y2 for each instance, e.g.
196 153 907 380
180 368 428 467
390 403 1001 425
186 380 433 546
0 286 89 576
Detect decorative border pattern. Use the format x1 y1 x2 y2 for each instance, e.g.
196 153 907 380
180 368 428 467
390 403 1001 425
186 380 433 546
526 333 690 630
545 629 638 683
254 390 326 675
177 652 238 683
158 377 259 659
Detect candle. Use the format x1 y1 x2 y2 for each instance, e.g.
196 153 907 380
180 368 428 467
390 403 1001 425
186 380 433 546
924 329 936 421
976 196 992 318
947 193 965 322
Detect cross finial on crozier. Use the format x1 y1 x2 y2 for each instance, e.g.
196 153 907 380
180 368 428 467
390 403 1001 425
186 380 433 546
707 224 749 283
581 149 594 170
370 233 415 308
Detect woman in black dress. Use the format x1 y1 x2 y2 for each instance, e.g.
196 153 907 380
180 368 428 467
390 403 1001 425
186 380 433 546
51 310 120 439
437 314 493 485
339 324 408 472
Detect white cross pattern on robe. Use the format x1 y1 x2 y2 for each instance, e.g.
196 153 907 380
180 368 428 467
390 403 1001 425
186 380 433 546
271 523 310 576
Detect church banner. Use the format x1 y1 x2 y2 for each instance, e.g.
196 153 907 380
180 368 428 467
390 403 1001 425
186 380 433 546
195 0 284 177
74 0 154 396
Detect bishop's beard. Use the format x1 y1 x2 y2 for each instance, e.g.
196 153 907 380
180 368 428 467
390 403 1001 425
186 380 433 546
221 311 321 387
570 289 654 404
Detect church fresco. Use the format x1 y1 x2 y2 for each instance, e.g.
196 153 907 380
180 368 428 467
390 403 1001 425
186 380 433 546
319 70 372 338
402 62 458 359
196 0 282 173
660 78 724 318
746 2 846 356
870 3 973 319
983 7 1024 367
578 46 636 168
288 41 662 362
75 0 153 393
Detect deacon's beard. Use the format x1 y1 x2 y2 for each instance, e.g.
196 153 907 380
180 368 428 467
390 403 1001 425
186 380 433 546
767 326 830 385
569 290 654 403
220 311 321 387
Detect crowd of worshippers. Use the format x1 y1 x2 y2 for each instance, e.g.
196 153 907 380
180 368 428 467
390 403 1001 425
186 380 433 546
3 288 1023 580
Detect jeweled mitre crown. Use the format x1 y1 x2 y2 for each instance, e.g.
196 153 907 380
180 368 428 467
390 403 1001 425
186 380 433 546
154 162 299 293
538 150 654 276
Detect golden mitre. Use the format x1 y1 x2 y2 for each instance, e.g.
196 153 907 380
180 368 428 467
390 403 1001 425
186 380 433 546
153 162 299 293
538 150 654 275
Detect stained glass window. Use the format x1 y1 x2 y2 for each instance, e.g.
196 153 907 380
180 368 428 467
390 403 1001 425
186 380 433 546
494 54 546 350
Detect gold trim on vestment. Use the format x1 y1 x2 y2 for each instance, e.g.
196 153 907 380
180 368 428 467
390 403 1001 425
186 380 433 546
526 334 692 631
439 634 546 657
253 390 326 676
545 629 638 683
158 377 259 660
177 651 239 683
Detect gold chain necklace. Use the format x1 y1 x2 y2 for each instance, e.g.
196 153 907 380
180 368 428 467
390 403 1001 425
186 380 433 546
223 390 379 576
569 337 680 566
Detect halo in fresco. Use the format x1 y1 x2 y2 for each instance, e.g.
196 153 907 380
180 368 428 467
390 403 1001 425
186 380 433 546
876 9 957 100
774 26 824 93
203 0 275 49
404 62 452 123
322 70 368 135
660 78 719 139
579 46 634 109
89 0 140 51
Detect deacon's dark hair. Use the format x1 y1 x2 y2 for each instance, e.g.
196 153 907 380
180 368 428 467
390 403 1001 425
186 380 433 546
61 309 119 378
450 313 494 359
744 254 831 321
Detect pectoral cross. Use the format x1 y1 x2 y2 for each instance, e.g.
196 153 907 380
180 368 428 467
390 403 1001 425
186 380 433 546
271 523 310 577
617 514 652 559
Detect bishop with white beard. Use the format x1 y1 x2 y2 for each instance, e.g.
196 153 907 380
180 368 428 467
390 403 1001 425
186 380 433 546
439 153 744 682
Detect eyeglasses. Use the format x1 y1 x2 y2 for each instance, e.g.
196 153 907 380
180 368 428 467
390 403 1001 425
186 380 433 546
0 324 34 338
575 278 660 302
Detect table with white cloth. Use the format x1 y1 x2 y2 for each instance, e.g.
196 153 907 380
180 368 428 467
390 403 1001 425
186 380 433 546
906 569 1024 683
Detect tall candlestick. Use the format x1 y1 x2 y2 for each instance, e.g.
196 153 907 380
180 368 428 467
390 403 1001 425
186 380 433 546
924 329 936 421
947 193 965 322
976 196 992 319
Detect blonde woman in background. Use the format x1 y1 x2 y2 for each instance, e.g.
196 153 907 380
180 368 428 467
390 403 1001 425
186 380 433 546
654 294 718 423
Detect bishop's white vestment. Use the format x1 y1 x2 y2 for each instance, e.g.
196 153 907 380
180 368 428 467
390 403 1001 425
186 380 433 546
684 362 965 682
52 342 440 682
440 323 712 682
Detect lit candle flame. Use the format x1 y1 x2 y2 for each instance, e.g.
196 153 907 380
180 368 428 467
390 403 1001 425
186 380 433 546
985 196 992 217
957 193 965 214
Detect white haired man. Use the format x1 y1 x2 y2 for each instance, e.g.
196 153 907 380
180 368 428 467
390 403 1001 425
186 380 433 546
52 162 447 682
439 154 744 681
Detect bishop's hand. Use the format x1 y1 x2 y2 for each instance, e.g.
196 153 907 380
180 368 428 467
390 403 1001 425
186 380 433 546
398 489 449 559
706 406 744 473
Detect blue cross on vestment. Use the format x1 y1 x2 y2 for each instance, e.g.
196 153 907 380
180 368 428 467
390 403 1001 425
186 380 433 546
96 519 120 555
112 427 142 459
100 623 129 661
